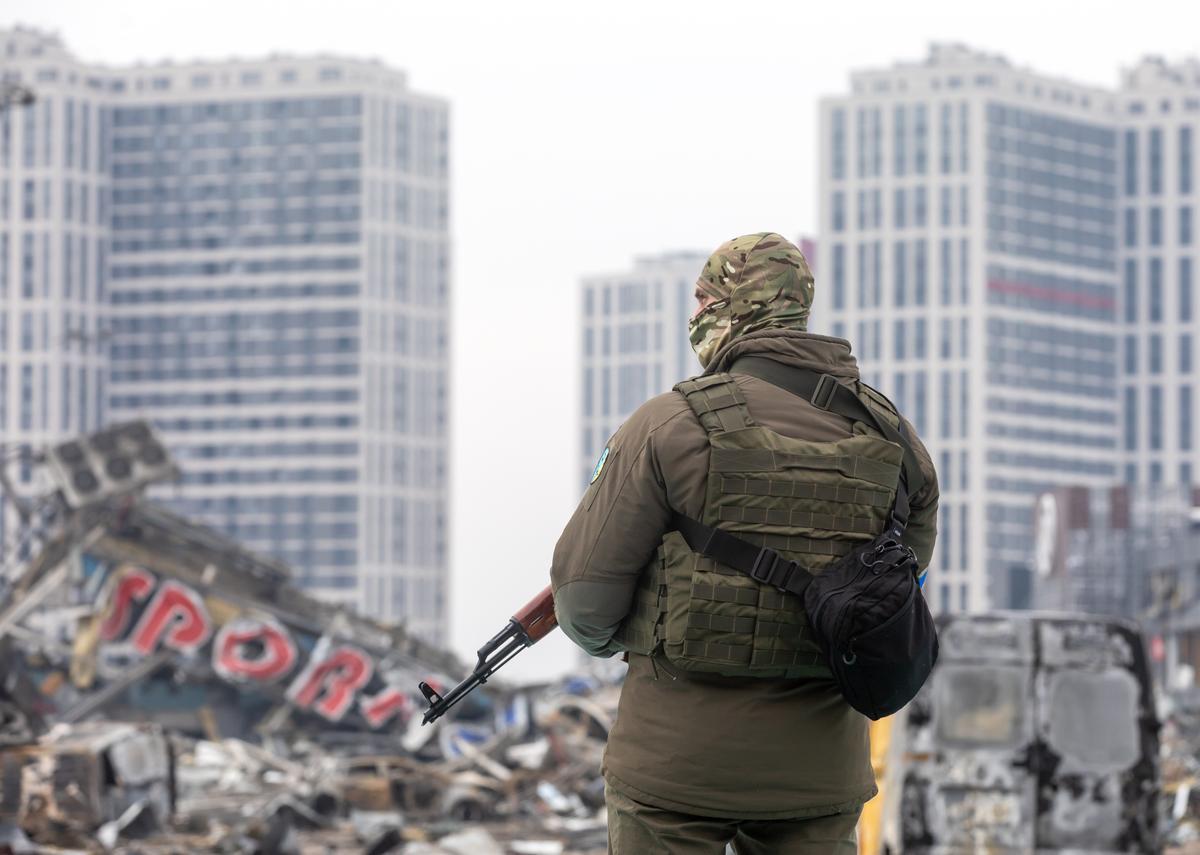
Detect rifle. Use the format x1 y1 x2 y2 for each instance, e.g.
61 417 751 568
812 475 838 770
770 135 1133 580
418 584 558 725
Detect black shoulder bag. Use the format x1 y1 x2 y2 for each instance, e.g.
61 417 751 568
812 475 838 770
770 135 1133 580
670 356 938 720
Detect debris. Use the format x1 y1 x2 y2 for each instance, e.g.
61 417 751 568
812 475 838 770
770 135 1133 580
0 431 621 853
435 827 505 855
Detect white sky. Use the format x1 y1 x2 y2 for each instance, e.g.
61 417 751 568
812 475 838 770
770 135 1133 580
4 0 1199 679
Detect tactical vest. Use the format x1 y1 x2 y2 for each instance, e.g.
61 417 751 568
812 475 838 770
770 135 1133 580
613 372 907 678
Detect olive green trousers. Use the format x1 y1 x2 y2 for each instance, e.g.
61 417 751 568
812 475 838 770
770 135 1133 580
605 783 860 855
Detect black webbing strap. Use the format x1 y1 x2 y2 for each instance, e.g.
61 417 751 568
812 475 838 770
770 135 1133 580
670 356 923 595
673 512 814 598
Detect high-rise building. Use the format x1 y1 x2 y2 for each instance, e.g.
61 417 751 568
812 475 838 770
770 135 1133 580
1117 59 1200 489
0 27 451 641
0 29 110 561
579 252 705 489
816 45 1125 614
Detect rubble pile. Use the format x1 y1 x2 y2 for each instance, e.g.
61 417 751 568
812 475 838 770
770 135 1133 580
1162 702 1200 851
0 425 618 854
0 675 618 853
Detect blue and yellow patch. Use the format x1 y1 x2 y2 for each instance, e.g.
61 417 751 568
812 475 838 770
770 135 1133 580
590 447 611 484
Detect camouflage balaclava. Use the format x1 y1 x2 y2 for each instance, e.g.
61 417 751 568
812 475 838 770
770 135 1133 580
688 232 815 369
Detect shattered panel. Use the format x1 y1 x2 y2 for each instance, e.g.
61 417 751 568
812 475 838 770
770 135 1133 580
884 614 1161 855
1034 619 1160 853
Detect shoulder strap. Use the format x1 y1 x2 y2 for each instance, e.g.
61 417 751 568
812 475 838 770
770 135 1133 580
673 512 814 598
728 356 927 500
674 373 756 435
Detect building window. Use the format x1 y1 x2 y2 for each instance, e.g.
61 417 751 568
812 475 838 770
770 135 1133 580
1182 126 1194 195
1150 385 1163 451
1124 387 1137 451
1183 207 1195 246
873 241 882 305
1183 258 1194 321
959 238 969 303
939 103 952 174
1124 335 1138 374
1124 129 1138 196
940 318 952 359
1182 386 1193 452
832 244 846 311
914 372 927 434
1149 128 1163 195
19 366 32 431
855 107 867 179
894 242 907 307
940 239 951 305
1126 261 1142 321
1183 462 1194 486
959 370 969 438
959 504 969 574
958 102 969 172
894 319 907 360
940 371 952 439
1150 258 1163 322
914 187 927 227
893 104 907 177
914 105 928 174
1124 208 1138 247
959 185 968 226
832 191 845 232
914 240 927 306
893 188 907 229
1182 334 1193 374
831 108 846 181
1149 207 1162 246
1149 334 1162 374
856 244 868 309
940 186 952 226
914 317 927 359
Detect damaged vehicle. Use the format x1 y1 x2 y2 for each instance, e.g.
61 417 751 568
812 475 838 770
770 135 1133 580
874 613 1161 854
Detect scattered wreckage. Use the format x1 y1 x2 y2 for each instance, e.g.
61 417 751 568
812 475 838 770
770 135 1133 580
0 423 614 853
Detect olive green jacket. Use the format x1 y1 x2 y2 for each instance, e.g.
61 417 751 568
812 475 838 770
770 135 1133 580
550 330 939 818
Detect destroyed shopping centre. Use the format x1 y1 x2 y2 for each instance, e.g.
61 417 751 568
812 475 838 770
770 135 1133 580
0 422 614 854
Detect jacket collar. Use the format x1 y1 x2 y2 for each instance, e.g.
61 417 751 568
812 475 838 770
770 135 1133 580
705 328 860 379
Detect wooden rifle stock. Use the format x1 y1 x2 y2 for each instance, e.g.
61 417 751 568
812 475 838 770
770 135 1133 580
418 584 560 724
513 584 558 643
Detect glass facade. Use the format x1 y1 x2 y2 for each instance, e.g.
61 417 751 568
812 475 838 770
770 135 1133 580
0 29 452 640
985 103 1118 271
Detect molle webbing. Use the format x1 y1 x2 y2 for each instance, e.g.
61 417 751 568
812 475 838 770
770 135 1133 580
674 376 756 434
610 546 667 654
709 449 900 488
720 477 893 508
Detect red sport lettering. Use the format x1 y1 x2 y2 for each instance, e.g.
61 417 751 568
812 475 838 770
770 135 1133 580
130 581 213 655
212 617 298 683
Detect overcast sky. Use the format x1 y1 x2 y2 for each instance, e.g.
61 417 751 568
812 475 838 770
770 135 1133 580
5 0 1198 679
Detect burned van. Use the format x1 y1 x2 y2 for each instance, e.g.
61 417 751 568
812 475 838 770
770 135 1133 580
876 613 1160 854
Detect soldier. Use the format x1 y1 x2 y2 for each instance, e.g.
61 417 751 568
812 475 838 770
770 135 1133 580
551 232 939 854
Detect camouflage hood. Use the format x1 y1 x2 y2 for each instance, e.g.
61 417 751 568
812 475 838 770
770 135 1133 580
688 232 815 370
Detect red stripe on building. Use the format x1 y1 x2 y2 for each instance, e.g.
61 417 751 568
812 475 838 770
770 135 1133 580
988 279 1115 311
